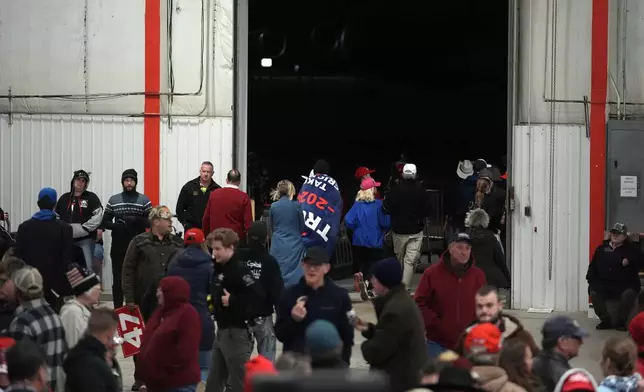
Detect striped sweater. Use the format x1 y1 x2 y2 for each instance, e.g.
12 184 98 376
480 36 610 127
101 192 152 247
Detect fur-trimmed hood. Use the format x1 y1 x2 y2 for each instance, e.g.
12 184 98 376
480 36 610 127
465 208 489 229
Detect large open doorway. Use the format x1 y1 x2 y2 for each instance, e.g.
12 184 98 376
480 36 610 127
245 0 510 274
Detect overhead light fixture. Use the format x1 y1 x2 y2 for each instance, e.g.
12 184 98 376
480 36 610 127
261 58 273 68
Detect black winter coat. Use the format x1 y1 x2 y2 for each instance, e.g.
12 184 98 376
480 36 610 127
361 284 428 392
532 349 570 392
63 335 120 392
586 240 644 299
15 217 74 301
176 177 221 230
383 179 430 235
467 227 510 289
237 244 284 317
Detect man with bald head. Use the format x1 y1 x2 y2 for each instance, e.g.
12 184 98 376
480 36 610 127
203 169 253 242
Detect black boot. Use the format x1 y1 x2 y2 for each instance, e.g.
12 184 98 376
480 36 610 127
596 320 612 330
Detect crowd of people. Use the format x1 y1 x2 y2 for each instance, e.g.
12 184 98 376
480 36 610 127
0 157 642 392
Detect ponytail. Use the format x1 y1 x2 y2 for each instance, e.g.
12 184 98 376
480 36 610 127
475 178 491 208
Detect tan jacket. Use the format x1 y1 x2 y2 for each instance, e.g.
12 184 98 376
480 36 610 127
455 314 540 356
473 366 527 392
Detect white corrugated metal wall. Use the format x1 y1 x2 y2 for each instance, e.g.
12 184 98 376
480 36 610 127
0 0 235 295
0 114 146 290
515 0 593 311
0 115 235 292
511 125 590 311
0 115 146 225
160 117 234 224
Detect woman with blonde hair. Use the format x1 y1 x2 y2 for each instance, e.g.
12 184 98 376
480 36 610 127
344 177 390 300
471 170 505 235
597 336 642 392
269 180 306 286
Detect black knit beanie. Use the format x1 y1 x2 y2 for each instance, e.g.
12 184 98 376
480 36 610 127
121 169 138 184
313 159 330 175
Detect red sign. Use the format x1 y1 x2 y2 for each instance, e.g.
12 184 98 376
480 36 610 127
114 306 145 358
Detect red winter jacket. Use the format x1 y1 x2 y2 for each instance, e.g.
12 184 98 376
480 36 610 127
138 276 201 391
414 253 486 350
202 186 253 239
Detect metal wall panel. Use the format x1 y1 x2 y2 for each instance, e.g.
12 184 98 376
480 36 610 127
511 125 590 311
518 0 592 124
0 114 146 292
607 1 644 118
0 0 145 114
159 117 234 232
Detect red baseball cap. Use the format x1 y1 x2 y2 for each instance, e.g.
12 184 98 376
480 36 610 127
629 312 644 351
463 322 502 354
355 166 375 180
561 370 596 392
360 177 381 190
184 228 205 245
0 337 15 350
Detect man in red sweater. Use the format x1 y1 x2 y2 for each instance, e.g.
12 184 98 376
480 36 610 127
414 232 486 359
202 169 253 241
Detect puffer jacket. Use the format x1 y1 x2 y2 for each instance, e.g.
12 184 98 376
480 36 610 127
455 313 540 357
598 374 642 392
473 366 527 392
167 246 214 351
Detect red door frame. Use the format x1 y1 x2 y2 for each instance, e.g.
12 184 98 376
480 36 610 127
144 0 161 206
589 0 609 261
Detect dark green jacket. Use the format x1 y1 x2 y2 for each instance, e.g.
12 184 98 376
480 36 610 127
361 284 428 392
122 232 183 307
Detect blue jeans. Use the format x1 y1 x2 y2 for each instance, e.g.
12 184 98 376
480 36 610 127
250 317 276 362
426 341 445 359
76 238 96 272
163 386 197 392
199 350 212 382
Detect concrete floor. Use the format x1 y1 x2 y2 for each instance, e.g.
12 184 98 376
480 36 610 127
112 276 619 391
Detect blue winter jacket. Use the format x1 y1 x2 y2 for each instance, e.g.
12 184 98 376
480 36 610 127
344 199 390 248
167 246 214 351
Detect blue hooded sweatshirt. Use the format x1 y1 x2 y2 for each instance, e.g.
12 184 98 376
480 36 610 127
166 246 214 351
33 187 58 221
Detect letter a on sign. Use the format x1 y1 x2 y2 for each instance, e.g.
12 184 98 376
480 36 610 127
114 306 146 358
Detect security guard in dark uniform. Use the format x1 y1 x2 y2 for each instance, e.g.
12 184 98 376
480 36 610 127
206 227 266 392
587 222 644 330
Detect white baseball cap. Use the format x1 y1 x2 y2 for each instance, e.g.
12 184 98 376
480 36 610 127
402 163 417 179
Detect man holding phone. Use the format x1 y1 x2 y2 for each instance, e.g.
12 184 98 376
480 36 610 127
274 247 354 365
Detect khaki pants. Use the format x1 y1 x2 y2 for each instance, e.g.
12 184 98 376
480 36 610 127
392 231 423 288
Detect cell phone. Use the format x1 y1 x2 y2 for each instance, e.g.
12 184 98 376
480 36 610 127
297 296 308 303
346 309 358 326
